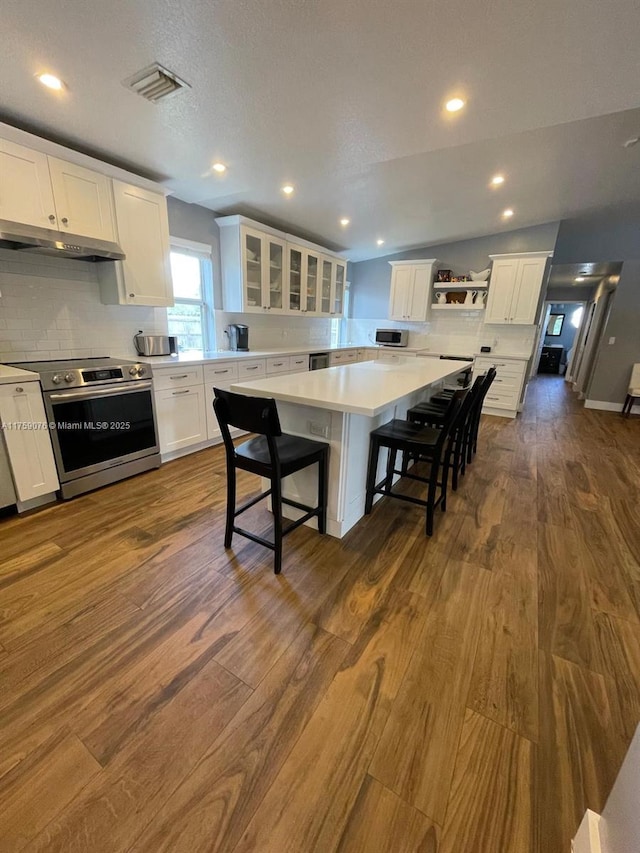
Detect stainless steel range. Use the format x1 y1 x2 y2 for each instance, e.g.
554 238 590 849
9 357 160 499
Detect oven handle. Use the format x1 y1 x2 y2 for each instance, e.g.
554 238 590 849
48 381 154 402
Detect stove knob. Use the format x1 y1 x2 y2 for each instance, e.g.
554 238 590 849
129 366 138 376
137 366 146 376
51 374 62 385
64 373 75 384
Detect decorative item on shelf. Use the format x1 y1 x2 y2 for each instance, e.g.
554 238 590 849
474 291 487 306
436 269 452 282
469 268 490 281
446 291 466 304
436 292 447 304
451 275 471 282
464 289 477 305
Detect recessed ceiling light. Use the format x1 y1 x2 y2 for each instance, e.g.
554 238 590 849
37 73 64 91
340 218 350 226
445 97 465 113
212 162 227 173
282 184 294 195
502 208 514 218
376 239 385 246
491 174 505 186
574 276 585 282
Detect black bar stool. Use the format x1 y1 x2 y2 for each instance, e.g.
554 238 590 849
406 373 485 490
213 388 329 574
364 390 465 536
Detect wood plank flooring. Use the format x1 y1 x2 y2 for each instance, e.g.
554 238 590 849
1 375 639 852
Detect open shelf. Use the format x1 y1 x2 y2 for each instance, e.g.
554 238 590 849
431 303 485 311
434 282 488 289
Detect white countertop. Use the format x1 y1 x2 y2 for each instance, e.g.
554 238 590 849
131 344 365 367
0 365 41 385
230 358 465 417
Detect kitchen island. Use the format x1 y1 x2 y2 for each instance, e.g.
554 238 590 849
230 357 464 538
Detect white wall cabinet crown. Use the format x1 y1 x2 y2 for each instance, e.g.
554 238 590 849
98 181 174 308
388 260 438 321
485 252 552 325
0 383 59 501
217 215 347 317
0 139 116 241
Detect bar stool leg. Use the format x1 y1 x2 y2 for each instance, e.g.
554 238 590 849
224 461 236 548
271 475 283 575
365 436 380 514
318 450 328 534
385 448 397 494
426 460 439 536
623 394 632 416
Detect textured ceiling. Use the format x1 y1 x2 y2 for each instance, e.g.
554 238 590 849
1 0 640 258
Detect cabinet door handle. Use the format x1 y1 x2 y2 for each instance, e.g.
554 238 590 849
61 217 68 225
15 386 24 393
487 395 500 401
170 374 189 380
129 293 136 298
246 366 259 371
172 389 190 396
48 214 56 222
214 369 230 374
273 362 284 367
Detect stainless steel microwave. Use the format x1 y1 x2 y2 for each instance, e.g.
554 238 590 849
375 329 409 347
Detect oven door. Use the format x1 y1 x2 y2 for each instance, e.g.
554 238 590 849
44 381 159 482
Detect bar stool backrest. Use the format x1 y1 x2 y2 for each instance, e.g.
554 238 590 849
214 387 282 437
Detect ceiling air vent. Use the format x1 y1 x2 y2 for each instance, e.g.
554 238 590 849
123 63 190 103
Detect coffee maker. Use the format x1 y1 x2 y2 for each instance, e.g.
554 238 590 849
228 324 249 352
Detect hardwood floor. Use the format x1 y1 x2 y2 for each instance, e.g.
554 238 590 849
1 375 639 852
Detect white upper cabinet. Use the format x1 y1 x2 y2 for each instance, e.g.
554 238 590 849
47 156 115 241
0 140 115 240
388 260 438 321
98 181 174 307
0 139 58 229
242 226 286 313
217 215 346 316
485 252 552 324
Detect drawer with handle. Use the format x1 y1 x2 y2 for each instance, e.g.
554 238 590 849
266 356 291 374
475 357 527 375
484 389 521 409
153 365 204 390
290 355 309 371
237 359 266 379
204 362 239 384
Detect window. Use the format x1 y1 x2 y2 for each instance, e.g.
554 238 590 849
571 306 584 328
167 238 214 354
546 313 565 336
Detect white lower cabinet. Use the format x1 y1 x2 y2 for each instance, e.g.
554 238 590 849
0 383 59 501
289 354 309 372
329 350 357 366
475 356 528 417
204 362 240 441
153 365 207 455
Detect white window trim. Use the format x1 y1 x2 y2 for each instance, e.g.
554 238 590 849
168 237 215 352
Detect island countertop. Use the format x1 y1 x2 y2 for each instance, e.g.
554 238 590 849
230 357 465 417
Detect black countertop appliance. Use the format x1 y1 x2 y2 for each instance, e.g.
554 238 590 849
228 324 249 352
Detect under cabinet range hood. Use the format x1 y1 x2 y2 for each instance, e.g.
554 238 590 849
0 220 125 261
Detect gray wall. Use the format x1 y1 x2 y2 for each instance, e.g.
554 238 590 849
552 207 640 403
350 222 560 319
166 197 223 307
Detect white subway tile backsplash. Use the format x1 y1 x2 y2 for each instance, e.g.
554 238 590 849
0 249 168 362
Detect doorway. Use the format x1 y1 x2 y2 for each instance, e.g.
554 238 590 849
535 302 586 376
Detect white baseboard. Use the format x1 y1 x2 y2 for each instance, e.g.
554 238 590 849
584 399 640 414
572 810 603 853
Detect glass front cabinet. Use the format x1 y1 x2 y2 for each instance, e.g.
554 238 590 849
242 226 286 313
217 215 346 316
